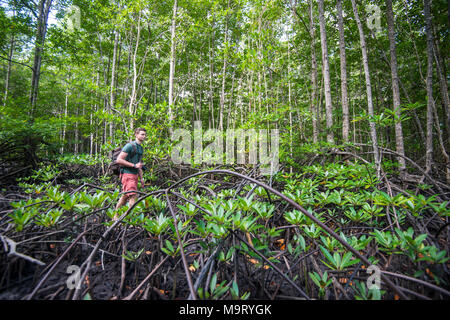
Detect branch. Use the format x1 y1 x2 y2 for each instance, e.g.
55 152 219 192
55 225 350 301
1 234 45 266
287 0 311 37
17 0 38 19
0 55 34 72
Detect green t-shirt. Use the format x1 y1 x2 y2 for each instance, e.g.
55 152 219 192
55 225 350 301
121 142 143 174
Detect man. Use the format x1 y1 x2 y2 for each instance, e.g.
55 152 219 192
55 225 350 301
114 128 147 219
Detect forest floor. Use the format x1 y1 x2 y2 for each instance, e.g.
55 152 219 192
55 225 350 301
0 155 449 301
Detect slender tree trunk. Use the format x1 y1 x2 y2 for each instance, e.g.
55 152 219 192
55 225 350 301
386 0 406 175
3 34 15 106
257 7 264 114
154 77 158 104
337 0 349 143
219 0 230 131
97 32 109 144
74 105 79 154
61 84 69 154
122 30 132 118
431 100 450 183
110 28 119 139
168 0 178 132
227 68 236 129
351 0 380 176
288 37 293 174
318 0 334 144
104 56 111 144
192 73 198 122
309 0 318 144
29 0 53 118
208 19 215 130
129 11 142 132
432 25 450 142
91 70 100 156
430 11 449 182
424 0 434 174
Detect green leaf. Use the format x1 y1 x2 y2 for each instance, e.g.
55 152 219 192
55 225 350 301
210 273 217 294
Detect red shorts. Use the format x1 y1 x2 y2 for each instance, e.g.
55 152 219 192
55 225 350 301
121 173 138 197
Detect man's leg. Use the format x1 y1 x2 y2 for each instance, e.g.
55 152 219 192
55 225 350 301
113 173 138 220
128 195 137 208
116 194 128 209
114 194 128 220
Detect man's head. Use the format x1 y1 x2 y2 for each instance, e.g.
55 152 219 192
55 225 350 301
134 128 147 143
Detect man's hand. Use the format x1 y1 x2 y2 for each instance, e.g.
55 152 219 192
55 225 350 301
134 162 143 169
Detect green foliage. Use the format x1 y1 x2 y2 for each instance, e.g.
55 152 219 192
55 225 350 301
8 207 37 232
144 213 171 236
161 240 179 257
122 248 144 262
353 281 385 300
309 271 333 298
319 246 360 271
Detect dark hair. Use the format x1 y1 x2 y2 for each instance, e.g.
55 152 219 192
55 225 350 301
134 128 146 135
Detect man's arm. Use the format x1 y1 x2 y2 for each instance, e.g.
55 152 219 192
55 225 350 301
138 168 144 185
116 151 143 169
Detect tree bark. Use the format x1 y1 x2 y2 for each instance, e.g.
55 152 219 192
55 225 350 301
219 0 230 131
3 34 15 106
74 105 79 154
351 0 380 176
129 11 142 132
61 83 69 154
317 0 334 144
337 0 349 143
208 17 215 130
431 24 450 142
110 28 119 140
91 69 100 156
168 0 178 132
386 0 406 175
423 0 434 174
29 0 53 118
309 0 319 144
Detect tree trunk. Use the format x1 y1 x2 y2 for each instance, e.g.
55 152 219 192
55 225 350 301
74 105 79 154
61 84 69 154
337 0 349 143
219 0 230 131
432 25 450 142
208 18 215 130
288 37 293 174
227 68 236 129
309 0 319 144
110 28 119 139
423 0 434 174
91 70 100 156
351 0 380 176
129 11 142 132
29 0 53 118
168 0 178 132
431 99 450 183
386 0 406 175
3 34 15 106
317 0 334 144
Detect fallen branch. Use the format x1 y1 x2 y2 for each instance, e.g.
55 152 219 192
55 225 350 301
1 234 45 266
